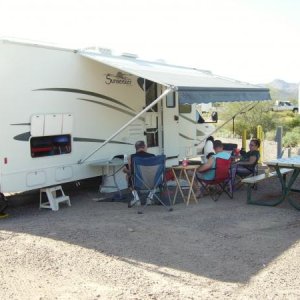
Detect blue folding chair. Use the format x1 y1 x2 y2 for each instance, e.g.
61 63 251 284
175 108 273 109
132 155 173 214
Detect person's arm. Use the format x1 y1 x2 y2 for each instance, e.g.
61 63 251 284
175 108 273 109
198 156 214 172
127 155 132 173
123 155 132 174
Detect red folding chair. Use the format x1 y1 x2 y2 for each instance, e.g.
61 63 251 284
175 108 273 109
196 157 233 201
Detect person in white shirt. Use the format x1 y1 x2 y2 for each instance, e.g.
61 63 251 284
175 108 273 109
203 136 215 162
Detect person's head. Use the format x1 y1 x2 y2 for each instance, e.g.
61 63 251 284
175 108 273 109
206 136 214 142
249 138 260 150
135 140 146 152
213 140 223 153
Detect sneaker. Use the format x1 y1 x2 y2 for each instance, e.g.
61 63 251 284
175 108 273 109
146 197 154 205
128 198 141 208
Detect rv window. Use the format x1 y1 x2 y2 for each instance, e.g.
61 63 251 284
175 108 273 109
30 134 71 158
145 81 158 112
166 92 176 108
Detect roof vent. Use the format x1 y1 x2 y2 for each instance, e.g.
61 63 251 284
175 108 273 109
121 52 138 59
82 46 112 55
98 47 112 55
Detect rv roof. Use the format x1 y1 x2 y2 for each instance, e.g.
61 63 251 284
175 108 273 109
1 38 270 103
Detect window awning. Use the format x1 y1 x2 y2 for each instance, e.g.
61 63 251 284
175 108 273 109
80 51 271 103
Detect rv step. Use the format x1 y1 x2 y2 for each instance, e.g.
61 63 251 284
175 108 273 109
39 185 71 211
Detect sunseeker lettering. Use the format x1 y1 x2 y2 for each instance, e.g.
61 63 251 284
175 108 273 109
105 72 132 85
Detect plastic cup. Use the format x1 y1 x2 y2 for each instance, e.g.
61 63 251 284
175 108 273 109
182 159 188 167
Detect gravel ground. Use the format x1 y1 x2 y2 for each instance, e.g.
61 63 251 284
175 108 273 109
1 139 300 300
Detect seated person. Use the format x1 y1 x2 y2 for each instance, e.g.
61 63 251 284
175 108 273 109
233 138 260 178
194 140 231 197
203 136 215 162
123 140 155 207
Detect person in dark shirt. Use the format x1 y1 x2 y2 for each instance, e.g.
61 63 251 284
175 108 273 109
123 140 155 207
233 138 261 178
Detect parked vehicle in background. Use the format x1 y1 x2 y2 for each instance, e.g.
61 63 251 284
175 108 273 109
272 100 298 113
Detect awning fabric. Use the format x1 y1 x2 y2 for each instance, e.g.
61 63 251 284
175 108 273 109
80 51 271 103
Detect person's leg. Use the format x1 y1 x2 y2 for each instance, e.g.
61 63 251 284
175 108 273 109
233 165 252 189
127 176 141 208
194 172 205 198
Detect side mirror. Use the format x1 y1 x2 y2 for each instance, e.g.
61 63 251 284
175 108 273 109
211 111 218 122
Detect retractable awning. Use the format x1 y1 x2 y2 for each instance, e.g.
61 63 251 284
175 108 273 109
80 51 271 103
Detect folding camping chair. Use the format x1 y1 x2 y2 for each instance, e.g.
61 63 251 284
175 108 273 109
196 157 233 201
233 156 260 190
132 155 173 214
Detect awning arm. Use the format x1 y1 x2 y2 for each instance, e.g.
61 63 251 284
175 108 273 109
196 102 257 145
78 86 175 164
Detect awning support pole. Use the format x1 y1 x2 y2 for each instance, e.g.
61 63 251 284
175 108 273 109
78 86 175 164
197 102 256 145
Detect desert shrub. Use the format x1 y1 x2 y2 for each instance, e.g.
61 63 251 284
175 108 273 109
216 128 232 138
285 115 300 130
265 129 276 141
283 130 300 147
286 111 297 117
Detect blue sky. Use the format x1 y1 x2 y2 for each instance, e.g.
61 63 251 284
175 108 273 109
0 0 299 84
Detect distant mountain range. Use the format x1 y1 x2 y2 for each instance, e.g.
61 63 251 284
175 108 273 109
260 79 299 101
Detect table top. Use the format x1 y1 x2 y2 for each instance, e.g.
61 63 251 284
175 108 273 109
172 164 201 170
266 155 300 168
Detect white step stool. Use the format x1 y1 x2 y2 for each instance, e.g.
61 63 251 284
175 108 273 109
40 185 71 211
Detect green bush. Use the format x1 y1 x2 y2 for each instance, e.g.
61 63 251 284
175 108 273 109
265 130 276 141
283 130 300 147
285 116 300 130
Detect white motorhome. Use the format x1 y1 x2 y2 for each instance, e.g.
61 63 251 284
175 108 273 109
0 39 270 194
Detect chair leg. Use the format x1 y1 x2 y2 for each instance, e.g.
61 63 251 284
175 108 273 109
211 188 222 201
220 182 233 199
137 185 173 214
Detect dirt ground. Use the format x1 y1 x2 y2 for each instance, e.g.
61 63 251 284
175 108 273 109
1 139 300 300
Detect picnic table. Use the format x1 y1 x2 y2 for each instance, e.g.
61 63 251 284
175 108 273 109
243 156 300 210
266 156 300 210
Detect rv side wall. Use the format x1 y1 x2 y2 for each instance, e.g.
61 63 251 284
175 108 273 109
0 41 146 193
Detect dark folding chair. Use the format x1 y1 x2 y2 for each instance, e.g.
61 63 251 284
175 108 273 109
233 156 260 190
222 143 238 153
196 158 233 201
132 155 173 214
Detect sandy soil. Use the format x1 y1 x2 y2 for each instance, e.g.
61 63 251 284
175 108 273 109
1 139 300 300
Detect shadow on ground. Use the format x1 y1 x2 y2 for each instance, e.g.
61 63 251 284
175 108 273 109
1 176 300 284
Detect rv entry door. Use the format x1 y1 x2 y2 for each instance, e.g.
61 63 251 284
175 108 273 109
162 91 179 166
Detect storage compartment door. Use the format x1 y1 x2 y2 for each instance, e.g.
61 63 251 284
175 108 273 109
44 114 63 136
31 115 45 137
62 114 73 134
